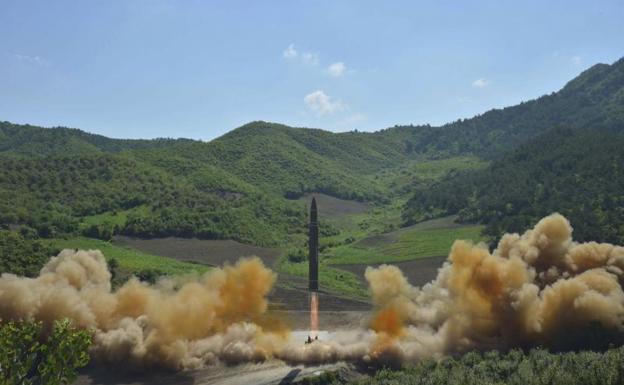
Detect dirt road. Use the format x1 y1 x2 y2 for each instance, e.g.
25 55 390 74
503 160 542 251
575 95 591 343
75 360 361 385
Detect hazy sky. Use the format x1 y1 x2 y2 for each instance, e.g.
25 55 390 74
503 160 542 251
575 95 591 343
1 0 623 140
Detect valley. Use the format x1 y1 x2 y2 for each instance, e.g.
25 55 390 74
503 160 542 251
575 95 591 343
2 2 623 384
2 58 624 307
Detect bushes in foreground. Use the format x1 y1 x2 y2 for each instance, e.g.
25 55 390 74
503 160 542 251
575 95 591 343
355 347 624 385
0 320 91 385
0 230 56 277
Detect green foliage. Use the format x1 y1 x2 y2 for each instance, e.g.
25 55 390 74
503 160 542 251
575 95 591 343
1 57 624 289
354 347 624 385
0 320 91 385
327 224 485 265
286 247 307 263
398 58 624 158
0 152 302 246
0 230 55 277
135 268 166 284
0 121 185 157
48 237 208 276
376 156 488 197
403 127 624 245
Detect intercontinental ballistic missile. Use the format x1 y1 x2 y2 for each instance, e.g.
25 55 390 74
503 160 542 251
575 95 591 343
308 197 319 292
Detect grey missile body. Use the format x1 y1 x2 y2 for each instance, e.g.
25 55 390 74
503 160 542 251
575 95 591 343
308 197 319 291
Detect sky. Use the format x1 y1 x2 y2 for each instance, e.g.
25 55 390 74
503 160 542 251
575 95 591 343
1 1 623 140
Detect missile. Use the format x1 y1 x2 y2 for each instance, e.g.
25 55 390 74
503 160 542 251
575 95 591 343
308 197 319 292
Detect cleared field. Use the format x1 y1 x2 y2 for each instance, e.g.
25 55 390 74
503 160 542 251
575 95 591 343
49 237 208 276
354 215 462 248
335 256 447 288
113 236 282 267
48 237 367 311
326 221 485 265
297 193 369 219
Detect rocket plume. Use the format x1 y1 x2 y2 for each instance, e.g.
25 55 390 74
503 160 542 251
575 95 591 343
310 292 319 339
2 213 624 369
365 213 624 362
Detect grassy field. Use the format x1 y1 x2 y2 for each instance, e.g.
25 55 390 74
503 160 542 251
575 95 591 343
49 237 209 276
113 236 281 267
326 224 485 265
64 156 488 299
276 158 488 299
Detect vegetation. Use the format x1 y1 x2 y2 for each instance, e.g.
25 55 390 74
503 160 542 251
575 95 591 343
352 347 624 385
1 56 623 303
403 127 624 245
0 229 56 277
326 224 485 265
48 237 208 277
0 150 302 246
0 320 91 385
399 58 624 158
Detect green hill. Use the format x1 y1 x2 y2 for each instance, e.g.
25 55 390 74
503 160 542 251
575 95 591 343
403 126 624 244
0 121 192 157
0 153 301 246
1 57 624 249
396 57 624 157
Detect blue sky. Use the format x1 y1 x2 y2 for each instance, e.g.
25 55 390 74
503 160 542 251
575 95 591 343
1 0 623 140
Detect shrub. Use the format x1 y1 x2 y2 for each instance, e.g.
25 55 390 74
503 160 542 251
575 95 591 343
0 320 91 385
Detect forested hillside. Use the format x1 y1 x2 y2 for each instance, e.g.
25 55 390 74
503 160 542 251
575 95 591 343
0 117 429 246
1 57 623 248
397 57 624 158
0 121 190 157
403 126 624 244
0 153 302 246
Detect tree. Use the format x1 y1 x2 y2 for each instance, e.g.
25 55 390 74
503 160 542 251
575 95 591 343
0 320 91 385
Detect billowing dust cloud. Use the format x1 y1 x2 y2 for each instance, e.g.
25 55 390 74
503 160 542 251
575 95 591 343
0 253 289 369
366 213 624 362
1 213 624 369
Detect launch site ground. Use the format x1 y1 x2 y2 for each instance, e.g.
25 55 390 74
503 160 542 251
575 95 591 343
70 195 483 312
71 195 480 384
75 361 364 385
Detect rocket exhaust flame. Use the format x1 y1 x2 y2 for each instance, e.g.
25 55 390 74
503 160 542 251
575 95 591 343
2 213 624 369
309 292 319 340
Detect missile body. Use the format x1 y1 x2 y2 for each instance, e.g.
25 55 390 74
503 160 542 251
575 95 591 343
308 197 319 292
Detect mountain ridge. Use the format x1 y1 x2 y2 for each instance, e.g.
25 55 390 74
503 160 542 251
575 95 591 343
1 57 623 246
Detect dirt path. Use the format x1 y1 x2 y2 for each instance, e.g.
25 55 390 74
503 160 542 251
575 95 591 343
75 361 363 385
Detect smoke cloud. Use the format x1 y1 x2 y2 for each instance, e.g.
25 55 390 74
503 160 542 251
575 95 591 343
0 252 288 369
1 213 624 369
365 213 624 362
